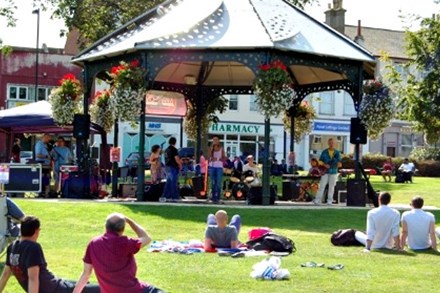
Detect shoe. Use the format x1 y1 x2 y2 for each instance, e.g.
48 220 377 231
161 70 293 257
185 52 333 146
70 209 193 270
326 202 333 206
327 264 344 270
313 200 320 205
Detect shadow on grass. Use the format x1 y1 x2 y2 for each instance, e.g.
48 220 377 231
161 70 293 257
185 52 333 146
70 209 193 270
117 203 368 234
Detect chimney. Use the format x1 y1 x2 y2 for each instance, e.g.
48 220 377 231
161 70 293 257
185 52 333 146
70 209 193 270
354 20 365 47
324 0 346 34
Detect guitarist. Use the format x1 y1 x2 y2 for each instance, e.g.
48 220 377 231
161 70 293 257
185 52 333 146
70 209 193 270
313 138 341 205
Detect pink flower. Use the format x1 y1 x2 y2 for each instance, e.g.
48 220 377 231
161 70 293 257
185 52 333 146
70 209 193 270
130 60 140 68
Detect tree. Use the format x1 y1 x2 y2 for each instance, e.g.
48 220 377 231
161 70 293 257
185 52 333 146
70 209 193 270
383 13 440 144
38 0 316 49
0 0 17 55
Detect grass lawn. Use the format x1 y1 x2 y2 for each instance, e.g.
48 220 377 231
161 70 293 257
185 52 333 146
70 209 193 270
2 189 440 292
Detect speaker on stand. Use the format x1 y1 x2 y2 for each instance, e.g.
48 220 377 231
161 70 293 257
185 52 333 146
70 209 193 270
350 117 367 145
73 114 91 139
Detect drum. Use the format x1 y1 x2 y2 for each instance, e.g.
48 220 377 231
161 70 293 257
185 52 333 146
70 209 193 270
232 182 249 200
230 169 242 183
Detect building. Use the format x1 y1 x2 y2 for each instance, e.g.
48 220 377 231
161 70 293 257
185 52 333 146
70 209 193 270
0 46 81 158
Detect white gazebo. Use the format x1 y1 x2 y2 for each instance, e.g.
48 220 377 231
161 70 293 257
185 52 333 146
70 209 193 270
72 0 376 202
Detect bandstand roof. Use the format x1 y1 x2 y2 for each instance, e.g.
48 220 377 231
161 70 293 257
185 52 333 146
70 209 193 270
72 0 376 87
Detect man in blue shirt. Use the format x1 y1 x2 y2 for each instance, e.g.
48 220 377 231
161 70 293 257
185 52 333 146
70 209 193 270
35 134 52 197
51 137 73 194
313 138 341 205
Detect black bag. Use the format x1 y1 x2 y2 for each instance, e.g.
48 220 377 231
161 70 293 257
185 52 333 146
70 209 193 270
330 229 363 246
246 232 296 254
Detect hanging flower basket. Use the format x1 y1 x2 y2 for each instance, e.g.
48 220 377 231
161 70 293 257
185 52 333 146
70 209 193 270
283 101 317 143
253 60 294 118
90 90 114 133
108 60 145 125
49 73 82 126
359 80 395 140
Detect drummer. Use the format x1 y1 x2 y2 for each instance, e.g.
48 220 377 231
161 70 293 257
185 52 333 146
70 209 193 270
242 155 260 186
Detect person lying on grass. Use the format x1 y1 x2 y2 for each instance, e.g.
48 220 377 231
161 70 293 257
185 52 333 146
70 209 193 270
0 215 100 293
205 210 241 251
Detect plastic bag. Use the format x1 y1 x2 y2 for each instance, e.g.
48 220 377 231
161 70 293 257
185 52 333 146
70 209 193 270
250 256 290 280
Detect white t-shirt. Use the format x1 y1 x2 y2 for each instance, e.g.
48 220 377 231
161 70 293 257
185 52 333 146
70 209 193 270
366 205 400 249
401 209 435 250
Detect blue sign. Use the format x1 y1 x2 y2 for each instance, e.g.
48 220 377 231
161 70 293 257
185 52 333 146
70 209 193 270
313 122 350 132
147 122 162 129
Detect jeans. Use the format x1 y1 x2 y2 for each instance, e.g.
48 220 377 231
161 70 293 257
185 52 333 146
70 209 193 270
57 279 100 293
209 167 223 201
163 166 179 200
315 173 338 204
207 214 241 236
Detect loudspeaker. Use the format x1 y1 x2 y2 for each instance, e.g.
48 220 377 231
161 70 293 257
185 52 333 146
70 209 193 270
347 179 366 206
350 117 367 144
282 180 299 201
143 182 165 201
73 114 90 139
247 186 276 205
191 176 204 199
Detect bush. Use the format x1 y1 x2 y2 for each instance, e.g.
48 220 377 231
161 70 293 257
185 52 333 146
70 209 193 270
410 147 440 161
413 160 440 177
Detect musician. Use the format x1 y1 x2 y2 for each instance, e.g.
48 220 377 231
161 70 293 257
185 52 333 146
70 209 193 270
51 137 73 194
313 138 341 205
233 156 243 172
243 155 260 186
35 134 52 197
209 136 226 203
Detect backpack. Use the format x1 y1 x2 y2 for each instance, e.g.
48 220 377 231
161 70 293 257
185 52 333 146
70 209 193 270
330 229 363 246
246 232 296 254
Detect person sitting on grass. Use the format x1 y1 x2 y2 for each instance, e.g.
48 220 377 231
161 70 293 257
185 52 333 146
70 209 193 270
74 213 164 293
381 157 394 182
0 215 100 293
354 192 401 252
400 196 437 251
205 210 241 251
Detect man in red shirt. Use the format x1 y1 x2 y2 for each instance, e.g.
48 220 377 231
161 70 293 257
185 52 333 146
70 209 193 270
73 213 164 293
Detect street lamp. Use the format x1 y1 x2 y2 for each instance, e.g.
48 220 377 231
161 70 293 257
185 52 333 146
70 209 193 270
32 8 40 102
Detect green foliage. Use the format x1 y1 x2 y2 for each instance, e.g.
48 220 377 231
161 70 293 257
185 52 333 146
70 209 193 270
183 96 228 140
410 146 440 161
0 0 17 27
382 14 440 144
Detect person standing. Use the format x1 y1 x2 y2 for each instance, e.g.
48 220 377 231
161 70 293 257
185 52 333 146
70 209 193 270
355 192 401 251
313 138 341 205
161 137 182 202
11 138 21 163
51 137 73 194
149 145 163 184
209 136 226 203
73 213 163 293
35 134 52 197
0 216 100 293
400 196 437 251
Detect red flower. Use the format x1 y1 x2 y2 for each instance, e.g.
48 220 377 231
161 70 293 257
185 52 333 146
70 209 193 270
258 64 271 71
129 60 140 68
111 64 127 75
59 73 78 85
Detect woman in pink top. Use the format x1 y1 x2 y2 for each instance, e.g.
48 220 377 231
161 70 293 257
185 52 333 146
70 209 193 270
209 136 226 203
381 157 394 182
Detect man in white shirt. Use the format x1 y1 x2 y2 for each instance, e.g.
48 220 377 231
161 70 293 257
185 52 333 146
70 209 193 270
398 158 415 183
401 196 437 251
355 192 401 251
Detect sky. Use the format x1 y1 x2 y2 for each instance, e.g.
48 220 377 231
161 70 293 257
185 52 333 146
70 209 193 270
0 0 439 49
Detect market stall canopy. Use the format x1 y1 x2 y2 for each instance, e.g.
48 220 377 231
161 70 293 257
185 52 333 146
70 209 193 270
72 0 376 86
0 101 104 134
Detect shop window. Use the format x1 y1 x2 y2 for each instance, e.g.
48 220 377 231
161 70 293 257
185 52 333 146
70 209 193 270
319 92 335 115
343 92 357 116
313 136 322 144
249 95 259 112
228 95 238 111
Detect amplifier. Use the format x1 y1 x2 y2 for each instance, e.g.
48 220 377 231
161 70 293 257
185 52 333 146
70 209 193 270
119 183 137 198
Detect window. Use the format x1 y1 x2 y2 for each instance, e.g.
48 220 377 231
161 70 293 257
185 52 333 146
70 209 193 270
7 84 52 101
249 95 259 112
343 92 357 116
319 92 334 115
228 95 238 110
400 134 413 158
